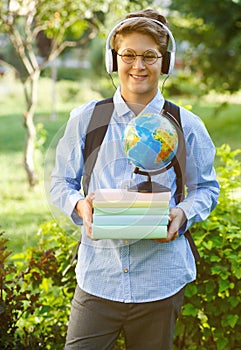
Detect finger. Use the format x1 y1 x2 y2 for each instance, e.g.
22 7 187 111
85 219 99 241
86 192 95 203
85 218 92 237
153 238 168 243
168 216 180 236
153 230 178 243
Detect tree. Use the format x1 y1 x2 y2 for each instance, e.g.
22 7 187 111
0 0 98 186
169 0 241 93
0 0 151 187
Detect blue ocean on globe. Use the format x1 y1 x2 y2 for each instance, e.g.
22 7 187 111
123 114 178 171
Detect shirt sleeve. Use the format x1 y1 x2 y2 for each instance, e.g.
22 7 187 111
176 108 220 234
50 101 97 225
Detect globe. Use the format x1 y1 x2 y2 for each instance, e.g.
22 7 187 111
123 113 178 172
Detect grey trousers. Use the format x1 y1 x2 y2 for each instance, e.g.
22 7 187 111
65 285 185 350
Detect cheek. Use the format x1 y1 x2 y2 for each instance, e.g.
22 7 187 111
117 59 129 74
153 63 163 76
116 57 122 70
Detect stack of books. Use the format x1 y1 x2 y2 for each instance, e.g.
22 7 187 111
92 188 170 240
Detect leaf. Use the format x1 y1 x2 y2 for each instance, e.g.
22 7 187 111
39 305 51 314
218 279 231 293
229 296 240 308
185 284 198 298
209 254 221 263
40 277 52 292
217 336 229 350
182 303 198 317
221 314 239 328
205 279 216 294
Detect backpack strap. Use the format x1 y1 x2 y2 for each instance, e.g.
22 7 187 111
163 100 186 205
71 98 114 264
82 97 114 196
163 100 200 262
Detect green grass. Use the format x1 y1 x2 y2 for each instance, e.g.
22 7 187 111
192 100 241 151
170 94 241 151
0 152 50 250
0 74 240 253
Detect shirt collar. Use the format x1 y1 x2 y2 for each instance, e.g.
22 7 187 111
113 86 165 117
113 87 130 117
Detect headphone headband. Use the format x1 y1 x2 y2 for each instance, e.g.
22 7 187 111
105 17 176 75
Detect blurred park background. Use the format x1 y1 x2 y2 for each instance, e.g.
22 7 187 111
0 0 240 349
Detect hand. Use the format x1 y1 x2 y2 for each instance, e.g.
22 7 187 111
154 208 186 243
75 193 95 239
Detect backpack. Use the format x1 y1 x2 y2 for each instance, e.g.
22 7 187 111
71 97 200 263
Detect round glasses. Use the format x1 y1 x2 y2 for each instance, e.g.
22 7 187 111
116 48 162 65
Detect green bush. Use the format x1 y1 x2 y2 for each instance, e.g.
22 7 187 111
1 144 240 349
174 144 241 350
165 71 203 98
0 221 77 349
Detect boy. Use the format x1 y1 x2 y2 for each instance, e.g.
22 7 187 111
50 8 219 350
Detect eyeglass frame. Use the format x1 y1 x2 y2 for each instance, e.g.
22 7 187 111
116 48 163 65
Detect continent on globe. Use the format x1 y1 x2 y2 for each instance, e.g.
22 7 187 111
123 114 178 171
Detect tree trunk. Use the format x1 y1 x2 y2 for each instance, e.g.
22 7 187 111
51 60 58 121
23 111 38 187
23 71 40 188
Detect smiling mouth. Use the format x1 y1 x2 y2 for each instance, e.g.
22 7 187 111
130 74 148 80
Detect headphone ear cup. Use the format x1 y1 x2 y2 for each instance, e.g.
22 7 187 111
105 48 113 73
112 49 118 72
161 51 171 74
105 49 118 73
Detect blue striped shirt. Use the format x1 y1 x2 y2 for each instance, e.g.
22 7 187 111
50 88 219 302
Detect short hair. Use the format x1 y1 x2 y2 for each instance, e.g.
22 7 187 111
112 9 170 55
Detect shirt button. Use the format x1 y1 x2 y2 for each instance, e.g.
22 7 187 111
124 268 129 273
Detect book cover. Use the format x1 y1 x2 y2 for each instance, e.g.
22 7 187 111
94 188 171 203
92 225 167 239
93 201 169 208
93 215 169 226
94 207 169 216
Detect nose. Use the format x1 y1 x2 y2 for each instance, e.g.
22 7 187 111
132 56 146 69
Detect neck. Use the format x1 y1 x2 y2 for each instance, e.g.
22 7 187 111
120 89 158 115
121 94 153 115
126 102 145 115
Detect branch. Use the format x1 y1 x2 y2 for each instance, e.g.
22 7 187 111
39 19 98 70
21 9 40 72
31 23 48 40
9 28 34 75
23 78 32 108
39 30 97 71
47 15 82 55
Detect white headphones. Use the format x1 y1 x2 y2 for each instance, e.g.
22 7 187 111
105 17 176 75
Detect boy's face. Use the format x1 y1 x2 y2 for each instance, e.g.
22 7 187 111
116 32 163 105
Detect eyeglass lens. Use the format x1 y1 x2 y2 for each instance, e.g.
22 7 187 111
118 48 161 65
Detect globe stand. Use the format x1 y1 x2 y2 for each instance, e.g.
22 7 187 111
128 167 170 193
